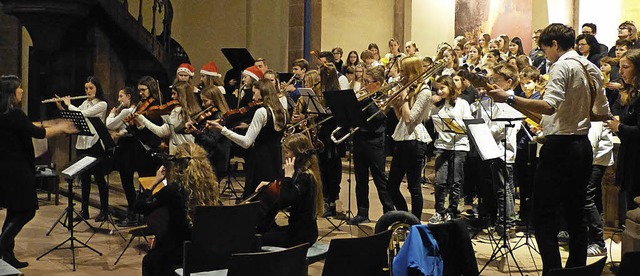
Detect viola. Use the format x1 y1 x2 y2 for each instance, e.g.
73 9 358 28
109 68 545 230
221 100 262 128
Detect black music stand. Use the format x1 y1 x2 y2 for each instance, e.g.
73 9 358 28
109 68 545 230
86 117 126 241
37 156 103 271
222 48 255 108
321 89 369 237
473 99 527 275
44 111 96 236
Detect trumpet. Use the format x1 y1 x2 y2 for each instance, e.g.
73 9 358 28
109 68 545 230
41 95 88 103
330 60 446 144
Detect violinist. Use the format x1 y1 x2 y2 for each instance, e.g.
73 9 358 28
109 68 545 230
117 76 165 227
207 79 288 199
258 133 323 247
199 61 226 95
136 81 201 155
185 85 231 177
235 65 263 109
263 70 290 112
55 76 109 222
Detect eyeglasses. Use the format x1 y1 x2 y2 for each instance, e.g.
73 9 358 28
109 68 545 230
363 79 375 84
332 52 340 55
618 27 631 31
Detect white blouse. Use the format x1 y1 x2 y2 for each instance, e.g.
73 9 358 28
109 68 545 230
391 86 434 143
68 98 107 150
136 106 194 154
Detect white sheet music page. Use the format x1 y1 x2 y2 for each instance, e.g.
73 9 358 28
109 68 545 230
467 123 503 160
62 156 97 178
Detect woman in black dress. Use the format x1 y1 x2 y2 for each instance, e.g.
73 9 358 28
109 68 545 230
605 49 640 225
0 75 76 268
207 79 288 199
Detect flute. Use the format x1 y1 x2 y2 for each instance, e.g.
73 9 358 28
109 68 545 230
41 95 89 103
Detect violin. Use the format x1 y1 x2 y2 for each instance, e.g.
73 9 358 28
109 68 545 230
240 179 282 211
143 99 179 121
220 100 262 128
123 97 154 125
190 105 220 133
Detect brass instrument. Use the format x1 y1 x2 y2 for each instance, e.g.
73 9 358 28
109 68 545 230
330 60 447 144
41 95 89 103
279 74 297 94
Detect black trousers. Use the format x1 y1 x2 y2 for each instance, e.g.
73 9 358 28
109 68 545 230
118 137 158 213
585 165 606 247
142 241 182 276
77 142 109 214
387 140 427 219
533 135 592 275
320 153 342 204
0 209 35 258
353 135 395 215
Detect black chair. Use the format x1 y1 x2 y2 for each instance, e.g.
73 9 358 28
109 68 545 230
617 251 640 276
427 218 479 276
113 225 152 265
176 202 261 276
321 229 393 276
227 243 309 276
548 256 607 276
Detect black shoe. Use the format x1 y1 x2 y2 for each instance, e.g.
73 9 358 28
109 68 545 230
347 215 370 225
73 212 89 222
95 212 109 222
116 217 140 227
322 204 336 218
2 253 28 269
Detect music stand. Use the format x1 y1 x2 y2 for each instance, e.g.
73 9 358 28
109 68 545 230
86 117 126 241
321 89 369 237
37 156 103 271
473 98 527 275
221 48 255 108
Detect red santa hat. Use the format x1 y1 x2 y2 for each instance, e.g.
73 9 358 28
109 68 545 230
200 61 222 77
243 65 264 81
176 63 195 76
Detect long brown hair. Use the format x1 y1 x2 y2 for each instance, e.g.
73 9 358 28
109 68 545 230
435 75 459 106
620 49 640 105
0 75 21 114
400 56 426 108
167 142 220 224
138 76 162 104
200 85 230 114
254 79 287 131
282 133 323 217
172 81 202 120
319 63 340 92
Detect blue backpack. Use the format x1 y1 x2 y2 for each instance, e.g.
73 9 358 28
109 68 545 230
393 224 444 276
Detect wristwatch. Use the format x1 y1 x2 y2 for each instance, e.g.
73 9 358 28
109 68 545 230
505 95 516 106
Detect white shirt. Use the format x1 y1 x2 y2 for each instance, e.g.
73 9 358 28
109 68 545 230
68 98 107 150
541 50 609 135
338 74 350 90
136 106 194 154
588 122 615 167
391 85 434 143
221 106 280 149
106 106 134 142
434 98 473 151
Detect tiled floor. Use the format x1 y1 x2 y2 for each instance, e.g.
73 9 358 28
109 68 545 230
1 158 622 275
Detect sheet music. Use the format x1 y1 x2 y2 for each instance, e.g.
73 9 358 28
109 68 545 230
61 156 97 178
480 98 525 121
466 123 503 160
432 115 466 134
298 88 326 114
32 138 48 158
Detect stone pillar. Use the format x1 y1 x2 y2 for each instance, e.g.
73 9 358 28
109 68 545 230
622 197 640 256
287 0 304 70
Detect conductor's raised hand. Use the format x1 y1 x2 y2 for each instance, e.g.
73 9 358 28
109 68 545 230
59 120 78 134
485 83 508 103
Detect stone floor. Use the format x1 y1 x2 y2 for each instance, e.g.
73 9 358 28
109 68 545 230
1 158 623 275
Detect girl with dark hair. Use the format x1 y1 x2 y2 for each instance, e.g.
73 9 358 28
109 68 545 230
368 43 381 61
344 50 363 73
207 79 287 199
576 34 604 66
508 37 526 57
55 76 109 221
0 75 76 268
258 133 323 247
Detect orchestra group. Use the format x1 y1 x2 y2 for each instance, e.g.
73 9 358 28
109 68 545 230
1 21 640 275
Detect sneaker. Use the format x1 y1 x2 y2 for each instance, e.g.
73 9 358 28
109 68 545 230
444 213 453 222
587 244 607 257
428 213 444 224
347 215 370 225
557 231 570 246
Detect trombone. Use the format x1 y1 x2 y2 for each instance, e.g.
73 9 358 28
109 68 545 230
330 60 447 144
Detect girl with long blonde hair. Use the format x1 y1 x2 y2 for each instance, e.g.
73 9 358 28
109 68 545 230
136 142 219 276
